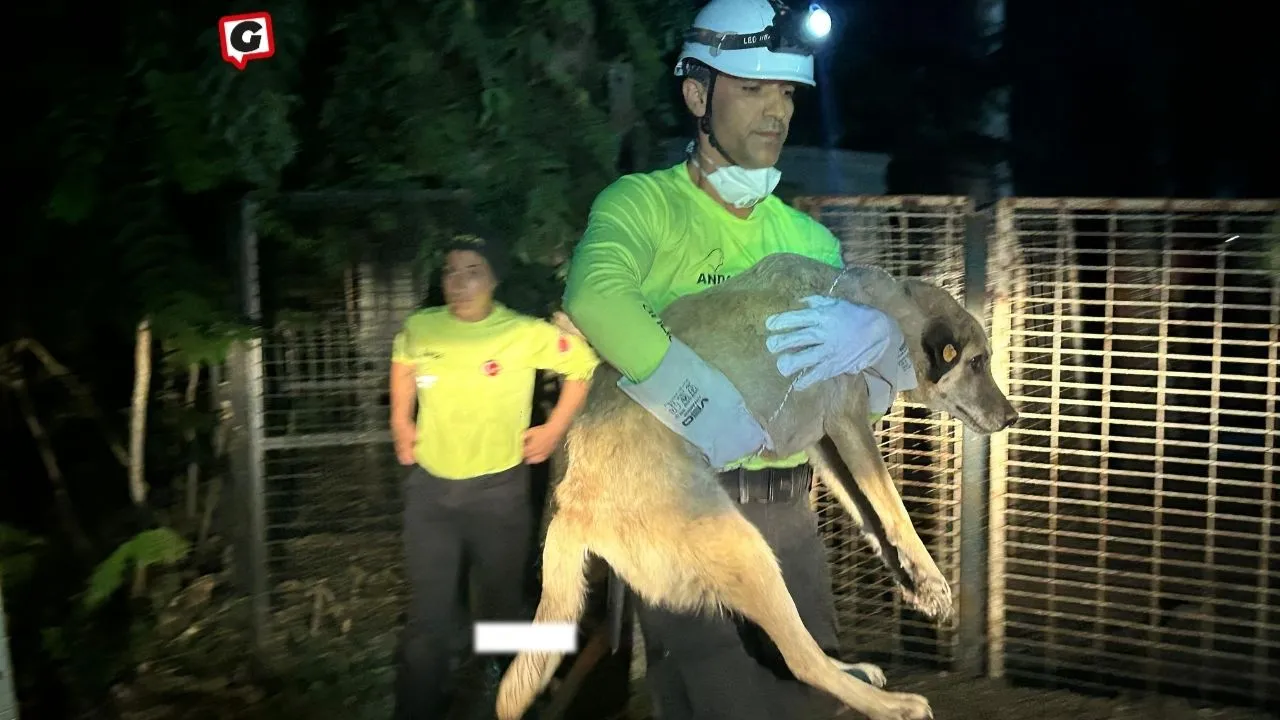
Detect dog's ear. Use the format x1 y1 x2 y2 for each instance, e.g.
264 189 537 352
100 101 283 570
921 320 962 384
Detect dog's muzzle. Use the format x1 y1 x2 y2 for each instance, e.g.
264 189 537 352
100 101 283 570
718 465 813 504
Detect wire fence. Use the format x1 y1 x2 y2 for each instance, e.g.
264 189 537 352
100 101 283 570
224 191 471 693
218 190 571 714
796 196 971 670
987 198 1280 707
215 190 1280 714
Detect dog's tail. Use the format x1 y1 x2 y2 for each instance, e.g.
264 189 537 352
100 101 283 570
495 513 591 720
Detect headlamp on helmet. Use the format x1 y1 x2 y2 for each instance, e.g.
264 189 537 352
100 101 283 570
683 1 832 58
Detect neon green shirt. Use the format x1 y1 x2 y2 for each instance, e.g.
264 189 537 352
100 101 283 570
391 304 600 480
562 162 843 470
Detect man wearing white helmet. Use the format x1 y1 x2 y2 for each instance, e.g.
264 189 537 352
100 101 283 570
562 0 917 717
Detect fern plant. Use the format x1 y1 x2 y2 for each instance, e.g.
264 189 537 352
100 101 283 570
83 527 191 612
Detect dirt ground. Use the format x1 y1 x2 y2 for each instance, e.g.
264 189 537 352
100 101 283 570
112 607 1277 720
114 666 1278 720
885 672 1276 720
107 527 1276 720
106 537 1278 720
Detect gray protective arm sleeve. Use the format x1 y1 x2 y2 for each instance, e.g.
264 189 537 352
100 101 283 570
617 337 772 469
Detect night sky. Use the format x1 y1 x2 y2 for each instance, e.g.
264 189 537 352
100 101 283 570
781 0 1279 198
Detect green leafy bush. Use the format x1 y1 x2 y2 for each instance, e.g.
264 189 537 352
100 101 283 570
83 527 191 612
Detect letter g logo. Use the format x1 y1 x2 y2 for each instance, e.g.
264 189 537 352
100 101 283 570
218 12 276 70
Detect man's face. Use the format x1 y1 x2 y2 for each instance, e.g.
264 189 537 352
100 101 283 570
442 249 496 317
684 73 796 169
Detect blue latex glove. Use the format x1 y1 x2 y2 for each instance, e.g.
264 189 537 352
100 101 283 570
764 295 899 392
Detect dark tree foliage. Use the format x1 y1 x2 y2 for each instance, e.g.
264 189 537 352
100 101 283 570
3 0 692 715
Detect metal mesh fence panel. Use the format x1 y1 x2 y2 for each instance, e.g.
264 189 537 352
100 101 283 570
796 195 971 670
228 191 471 693
220 188 1280 716
987 198 1280 708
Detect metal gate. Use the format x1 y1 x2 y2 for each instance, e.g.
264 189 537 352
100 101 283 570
225 191 469 679
987 198 1280 707
796 196 972 670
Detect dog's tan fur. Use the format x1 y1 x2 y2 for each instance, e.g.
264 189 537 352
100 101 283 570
497 254 1018 720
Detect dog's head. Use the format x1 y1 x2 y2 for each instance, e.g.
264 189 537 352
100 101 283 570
897 279 1018 435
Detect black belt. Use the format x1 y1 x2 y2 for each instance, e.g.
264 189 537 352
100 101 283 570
718 465 812 504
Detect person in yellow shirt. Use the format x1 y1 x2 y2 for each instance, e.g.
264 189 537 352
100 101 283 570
388 224 599 720
561 1 911 718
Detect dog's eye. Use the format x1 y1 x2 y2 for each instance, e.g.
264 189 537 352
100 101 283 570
969 354 987 372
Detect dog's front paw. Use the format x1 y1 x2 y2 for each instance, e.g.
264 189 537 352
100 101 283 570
871 691 932 720
898 555 953 622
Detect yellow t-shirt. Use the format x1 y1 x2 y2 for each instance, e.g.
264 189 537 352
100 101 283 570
562 162 844 470
391 303 600 480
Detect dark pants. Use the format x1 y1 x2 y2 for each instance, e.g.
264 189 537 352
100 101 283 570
635 467 845 720
392 464 536 720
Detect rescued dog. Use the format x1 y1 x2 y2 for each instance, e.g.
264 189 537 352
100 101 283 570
496 253 1019 720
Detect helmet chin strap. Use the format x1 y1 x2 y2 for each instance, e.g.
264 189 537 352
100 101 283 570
693 69 746 169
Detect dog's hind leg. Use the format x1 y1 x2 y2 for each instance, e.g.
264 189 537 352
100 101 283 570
495 514 591 720
822 403 953 622
683 510 933 720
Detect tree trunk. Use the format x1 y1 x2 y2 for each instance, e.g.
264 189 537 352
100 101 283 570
183 363 200 524
15 339 128 467
0 572 19 720
129 317 153 597
198 378 232 550
128 318 152 508
12 379 93 559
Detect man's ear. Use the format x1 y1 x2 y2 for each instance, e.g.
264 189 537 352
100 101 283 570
921 320 962 384
682 76 708 118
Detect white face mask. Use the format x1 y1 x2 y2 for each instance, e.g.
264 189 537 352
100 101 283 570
689 144 782 209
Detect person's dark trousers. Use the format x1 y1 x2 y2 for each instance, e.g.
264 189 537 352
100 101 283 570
635 465 847 720
392 463 536 720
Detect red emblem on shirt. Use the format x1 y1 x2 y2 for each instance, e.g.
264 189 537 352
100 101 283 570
482 360 501 377
557 335 571 354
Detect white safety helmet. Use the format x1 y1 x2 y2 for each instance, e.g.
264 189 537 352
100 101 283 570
674 0 832 87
